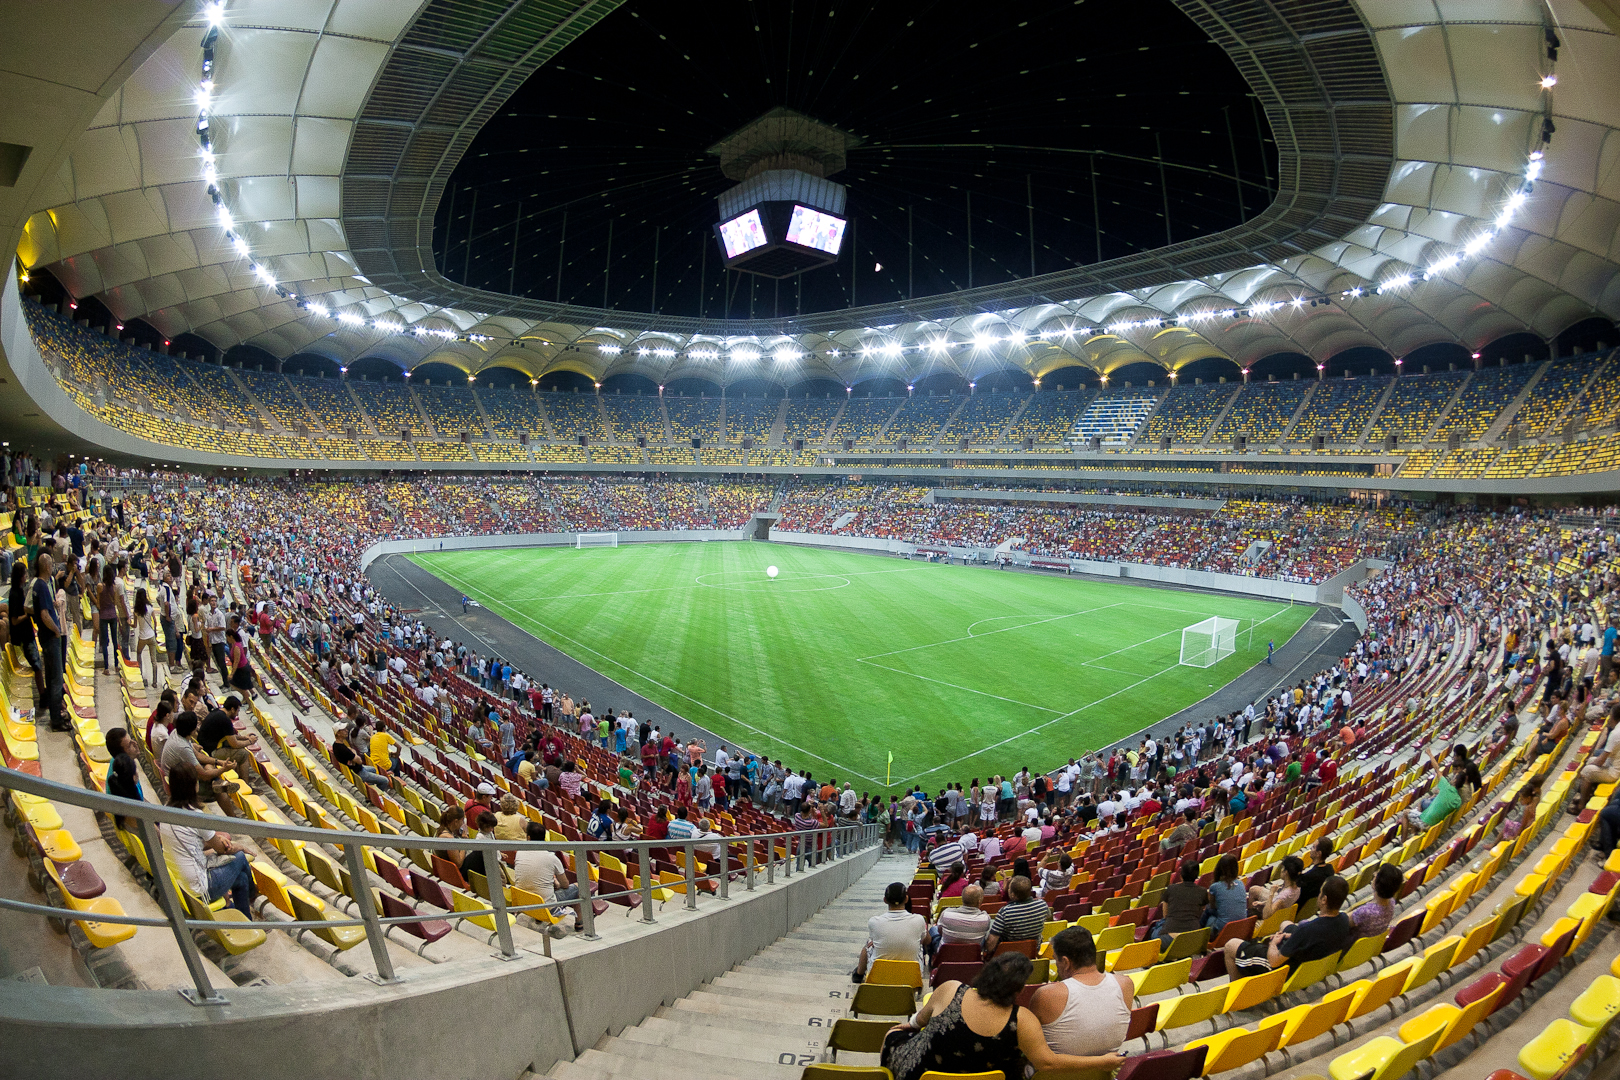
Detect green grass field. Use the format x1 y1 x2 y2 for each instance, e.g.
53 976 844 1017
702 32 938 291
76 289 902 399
410 543 1314 791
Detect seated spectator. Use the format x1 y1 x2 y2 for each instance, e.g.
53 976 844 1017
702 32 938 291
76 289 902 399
1159 806 1201 852
978 865 1002 900
458 810 501 882
1152 861 1209 948
881 953 1123 1080
437 806 467 866
158 710 228 786
493 794 527 841
855 881 928 981
162 765 255 916
1348 863 1403 939
1296 838 1335 909
1571 704 1620 813
1224 875 1352 978
512 819 579 934
369 717 401 775
665 804 699 842
332 726 391 790
1248 854 1302 918
1503 779 1541 843
982 875 1049 957
1404 746 1462 837
1030 927 1135 1057
927 836 964 872
935 884 992 949
1205 854 1247 933
1038 854 1073 896
937 861 970 899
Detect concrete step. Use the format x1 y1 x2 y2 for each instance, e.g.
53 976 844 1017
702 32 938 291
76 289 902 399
557 1045 785 1080
655 1002 837 1038
703 974 857 1005
739 955 856 977
712 969 860 998
665 991 843 1028
607 1028 808 1076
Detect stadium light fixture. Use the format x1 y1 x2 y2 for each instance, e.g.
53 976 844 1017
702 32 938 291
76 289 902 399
1540 74 1557 88
203 1 226 27
1471 351 1481 359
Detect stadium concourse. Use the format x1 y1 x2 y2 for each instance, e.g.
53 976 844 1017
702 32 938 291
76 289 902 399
1 464 1620 1080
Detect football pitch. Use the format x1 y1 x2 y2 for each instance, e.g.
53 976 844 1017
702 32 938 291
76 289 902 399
410 543 1315 791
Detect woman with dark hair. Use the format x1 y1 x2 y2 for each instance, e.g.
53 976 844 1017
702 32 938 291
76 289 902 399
1206 853 1247 932
104 727 143 829
94 563 120 674
1011 856 1032 883
185 594 207 677
132 587 160 687
880 952 1123 1080
978 864 1002 900
1248 854 1303 918
938 861 969 900
1450 743 1482 804
1348 862 1403 938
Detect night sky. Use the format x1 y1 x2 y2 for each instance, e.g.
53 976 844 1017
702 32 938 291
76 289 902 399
433 0 1277 320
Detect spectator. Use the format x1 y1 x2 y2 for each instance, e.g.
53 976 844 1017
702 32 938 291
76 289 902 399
855 881 928 981
104 727 142 829
1030 927 1134 1057
1570 704 1620 813
493 794 527 840
458 811 501 882
1224 874 1352 978
881 953 1123 1080
369 717 401 775
1159 807 1201 852
332 726 391 790
936 862 969 900
1152 861 1209 948
977 865 1003 900
1348 863 1403 939
158 710 228 786
1404 746 1462 838
196 695 259 787
1205 854 1248 933
1248 854 1303 919
436 806 467 866
464 782 496 829
1296 838 1335 909
1038 854 1073 897
982 875 1049 957
162 765 255 916
935 884 992 949
512 820 579 935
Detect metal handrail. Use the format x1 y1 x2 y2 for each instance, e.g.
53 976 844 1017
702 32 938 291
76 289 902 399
0 764 881 1005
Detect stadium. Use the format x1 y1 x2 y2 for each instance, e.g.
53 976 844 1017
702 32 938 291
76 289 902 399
2 1 1620 1078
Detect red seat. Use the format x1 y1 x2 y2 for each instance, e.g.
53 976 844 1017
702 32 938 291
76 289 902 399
54 860 106 900
1381 909 1424 954
1188 953 1228 984
1590 870 1620 895
1115 1044 1207 1080
993 939 1037 958
1209 916 1256 950
379 890 452 943
1125 1002 1159 1042
934 943 980 966
934 961 983 986
410 868 455 910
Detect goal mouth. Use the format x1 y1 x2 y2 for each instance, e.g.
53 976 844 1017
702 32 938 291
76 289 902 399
575 532 619 548
1179 615 1240 668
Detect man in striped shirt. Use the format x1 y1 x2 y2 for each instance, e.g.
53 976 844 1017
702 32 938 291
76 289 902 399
926 838 964 873
982 876 1050 957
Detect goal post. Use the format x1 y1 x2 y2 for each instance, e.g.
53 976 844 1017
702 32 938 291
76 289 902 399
1179 616 1239 668
575 532 618 549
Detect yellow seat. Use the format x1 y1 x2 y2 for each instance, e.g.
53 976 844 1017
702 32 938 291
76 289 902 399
1327 1026 1443 1080
1395 984 1501 1053
868 958 924 990
1224 966 1288 1012
1161 926 1211 962
42 860 135 949
1258 990 1353 1047
183 890 266 955
917 1071 1003 1080
1568 974 1620 1030
1107 939 1162 973
826 1017 894 1060
1186 1022 1284 1074
1400 936 1459 994
19 799 64 832
1128 958 1191 997
1450 917 1497 969
1091 924 1135 953
1335 932 1387 973
1342 962 1414 1020
1255 904 1297 938
1281 954 1340 996
289 889 364 951
1154 983 1227 1031
1517 1018 1601 1080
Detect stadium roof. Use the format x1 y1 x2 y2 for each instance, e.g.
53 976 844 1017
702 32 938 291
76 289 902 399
6 0 1620 392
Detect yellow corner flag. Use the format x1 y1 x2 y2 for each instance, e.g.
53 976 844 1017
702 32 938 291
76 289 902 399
886 750 893 787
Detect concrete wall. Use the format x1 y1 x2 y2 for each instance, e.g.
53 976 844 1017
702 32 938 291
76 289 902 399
359 529 750 571
0 844 881 1080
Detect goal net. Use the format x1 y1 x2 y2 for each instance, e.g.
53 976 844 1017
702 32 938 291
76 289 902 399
1179 616 1239 668
575 532 618 549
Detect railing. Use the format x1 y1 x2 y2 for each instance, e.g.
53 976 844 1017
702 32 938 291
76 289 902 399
0 764 881 1006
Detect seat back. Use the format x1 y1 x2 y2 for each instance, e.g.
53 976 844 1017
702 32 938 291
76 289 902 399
1209 916 1256 950
1281 954 1340 996
1197 1024 1283 1074
1113 1044 1207 1080
1154 984 1225 1032
1161 926 1211 962
827 1018 893 1059
868 958 924 989
1371 1027 1443 1080
850 983 917 1018
1335 931 1388 973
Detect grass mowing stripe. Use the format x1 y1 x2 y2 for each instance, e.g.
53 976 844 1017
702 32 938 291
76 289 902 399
411 543 1315 790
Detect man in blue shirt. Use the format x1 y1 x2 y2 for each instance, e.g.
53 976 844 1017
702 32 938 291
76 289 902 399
1602 620 1617 683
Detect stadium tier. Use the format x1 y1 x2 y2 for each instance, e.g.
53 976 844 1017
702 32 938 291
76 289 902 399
938 390 1028 446
723 397 780 445
602 395 667 443
1213 381 1310 445
1143 383 1237 446
665 397 722 444
783 396 843 446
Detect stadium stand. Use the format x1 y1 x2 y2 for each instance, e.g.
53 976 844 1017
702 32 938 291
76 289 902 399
1510 356 1600 439
412 383 486 438
349 381 432 438
783 397 842 447
1363 370 1467 445
938 391 1026 446
723 397 779 444
1003 390 1091 445
1071 390 1159 445
602 395 668 443
830 397 903 446
1289 377 1390 444
543 393 610 443
290 377 371 435
1435 364 1538 443
1212 381 1310 444
1143 383 1236 446
884 395 960 446
665 397 722 444
477 386 549 440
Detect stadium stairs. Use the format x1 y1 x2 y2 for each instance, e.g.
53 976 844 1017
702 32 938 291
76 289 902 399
536 853 907 1080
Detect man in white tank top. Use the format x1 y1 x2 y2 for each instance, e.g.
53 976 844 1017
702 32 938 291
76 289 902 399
1028 927 1134 1057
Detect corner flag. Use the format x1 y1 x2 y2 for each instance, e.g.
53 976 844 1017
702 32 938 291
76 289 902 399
886 751 893 787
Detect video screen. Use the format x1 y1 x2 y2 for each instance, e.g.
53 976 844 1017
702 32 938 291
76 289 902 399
785 205 846 255
718 209 768 259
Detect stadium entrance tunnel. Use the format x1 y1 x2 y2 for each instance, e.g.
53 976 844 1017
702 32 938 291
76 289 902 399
749 512 779 539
